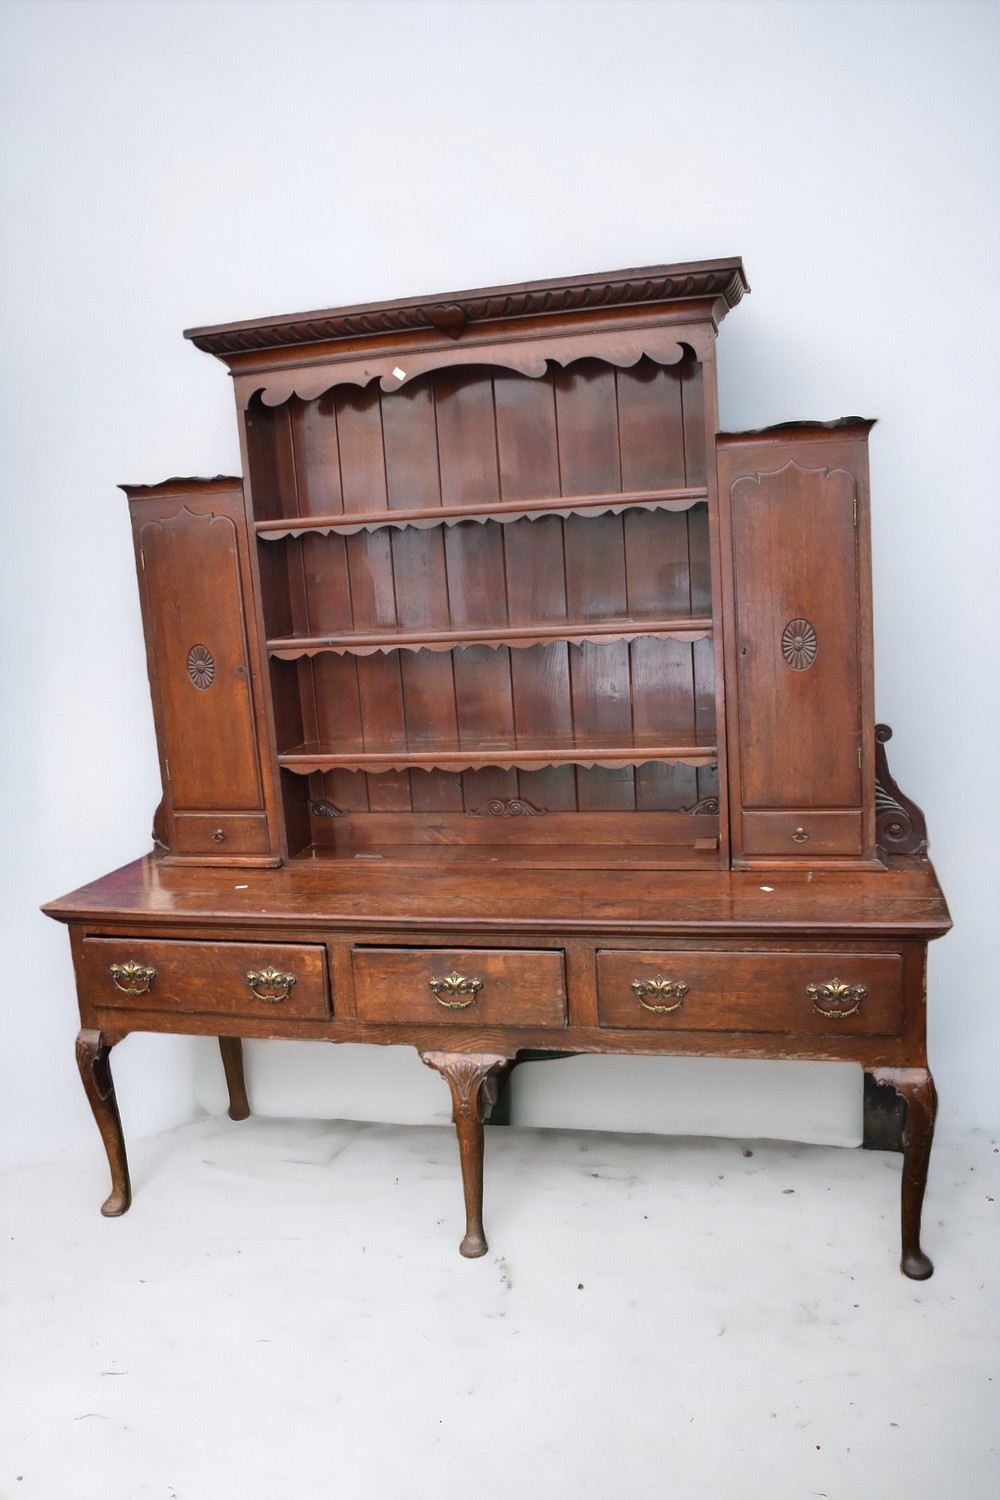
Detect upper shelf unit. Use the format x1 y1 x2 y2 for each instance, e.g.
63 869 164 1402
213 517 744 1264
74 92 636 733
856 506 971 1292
185 260 745 861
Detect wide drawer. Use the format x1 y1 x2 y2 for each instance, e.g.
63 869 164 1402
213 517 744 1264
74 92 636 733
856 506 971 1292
352 948 567 1027
79 937 330 1019
597 950 903 1035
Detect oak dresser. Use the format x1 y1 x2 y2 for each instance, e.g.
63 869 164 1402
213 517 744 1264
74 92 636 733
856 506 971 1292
44 259 950 1275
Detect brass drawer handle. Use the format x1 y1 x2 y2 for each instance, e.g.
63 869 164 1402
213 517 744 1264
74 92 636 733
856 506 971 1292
246 966 297 1004
632 976 689 1014
792 827 809 842
109 960 156 996
429 971 483 1009
807 978 867 1019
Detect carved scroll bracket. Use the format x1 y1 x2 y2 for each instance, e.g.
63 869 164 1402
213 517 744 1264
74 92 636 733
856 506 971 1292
874 724 929 856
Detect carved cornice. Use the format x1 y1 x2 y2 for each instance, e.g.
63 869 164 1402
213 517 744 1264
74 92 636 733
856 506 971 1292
185 259 748 358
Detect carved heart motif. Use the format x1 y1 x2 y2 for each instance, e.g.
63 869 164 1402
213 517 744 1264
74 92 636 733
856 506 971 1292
427 303 467 339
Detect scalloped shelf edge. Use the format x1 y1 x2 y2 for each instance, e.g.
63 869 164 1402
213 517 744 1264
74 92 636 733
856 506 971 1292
256 495 707 540
268 626 714 659
278 752 718 776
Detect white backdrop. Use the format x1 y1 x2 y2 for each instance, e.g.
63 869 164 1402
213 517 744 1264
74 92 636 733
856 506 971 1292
2 0 997 1169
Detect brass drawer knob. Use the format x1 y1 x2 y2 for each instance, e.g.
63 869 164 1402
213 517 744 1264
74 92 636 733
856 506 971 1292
807 978 867 1019
792 827 809 842
212 829 226 843
109 960 156 996
246 966 297 1003
429 971 483 1009
631 975 688 1014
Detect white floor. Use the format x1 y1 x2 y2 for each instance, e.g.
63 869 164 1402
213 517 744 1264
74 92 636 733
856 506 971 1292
3 1116 998 1500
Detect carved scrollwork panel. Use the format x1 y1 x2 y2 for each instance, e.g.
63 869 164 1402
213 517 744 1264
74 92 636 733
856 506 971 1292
468 798 546 818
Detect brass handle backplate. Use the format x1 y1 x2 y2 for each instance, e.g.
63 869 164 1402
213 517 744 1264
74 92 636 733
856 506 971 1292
632 976 689 1014
429 971 483 1009
807 978 867 1019
246 967 297 1004
110 961 157 996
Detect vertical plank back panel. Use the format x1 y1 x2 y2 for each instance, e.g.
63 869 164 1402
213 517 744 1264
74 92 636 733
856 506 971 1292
681 358 708 485
494 371 561 502
336 384 388 514
345 531 397 632
444 522 509 627
312 654 364 750
382 377 441 510
300 534 352 634
554 361 622 494
435 368 501 507
624 510 690 616
617 359 686 489
355 653 408 810
291 394 344 516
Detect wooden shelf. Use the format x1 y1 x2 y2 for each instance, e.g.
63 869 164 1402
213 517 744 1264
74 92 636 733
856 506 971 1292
254 486 709 539
278 729 717 776
267 615 714 658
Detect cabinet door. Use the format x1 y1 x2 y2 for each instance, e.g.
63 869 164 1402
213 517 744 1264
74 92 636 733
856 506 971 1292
719 424 876 864
129 481 277 864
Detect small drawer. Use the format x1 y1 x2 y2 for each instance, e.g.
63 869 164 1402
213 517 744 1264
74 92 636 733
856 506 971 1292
79 938 330 1019
172 813 270 857
597 950 903 1035
352 948 566 1027
742 810 862 857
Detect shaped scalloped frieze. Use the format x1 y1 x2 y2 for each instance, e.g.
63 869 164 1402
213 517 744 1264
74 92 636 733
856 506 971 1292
245 328 694 408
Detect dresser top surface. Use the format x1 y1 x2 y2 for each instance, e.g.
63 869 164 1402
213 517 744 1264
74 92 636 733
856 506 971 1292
44 854 951 940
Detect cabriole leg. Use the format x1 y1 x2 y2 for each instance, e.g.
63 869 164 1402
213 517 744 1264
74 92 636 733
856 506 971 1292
421 1051 511 1258
75 1028 131 1217
218 1037 250 1120
867 1067 938 1280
